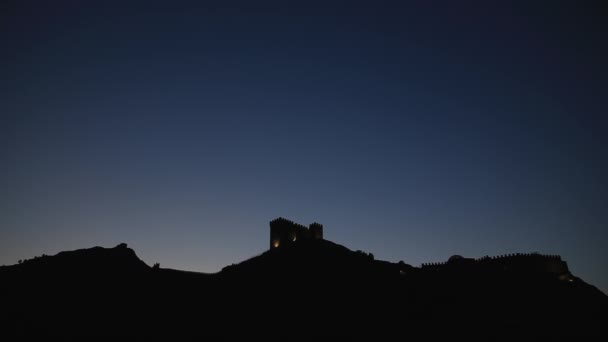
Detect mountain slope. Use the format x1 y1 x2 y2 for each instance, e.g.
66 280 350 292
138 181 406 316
1 243 150 279
0 240 606 338
220 238 412 280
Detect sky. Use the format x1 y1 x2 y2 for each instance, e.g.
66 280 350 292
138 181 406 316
1 1 607 292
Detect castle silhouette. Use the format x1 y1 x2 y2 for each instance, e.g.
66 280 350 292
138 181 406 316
269 217 323 249
268 217 572 279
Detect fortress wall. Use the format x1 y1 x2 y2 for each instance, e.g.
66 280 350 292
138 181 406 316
269 217 324 249
421 253 569 275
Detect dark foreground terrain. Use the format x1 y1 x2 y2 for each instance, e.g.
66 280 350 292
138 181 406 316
1 240 606 339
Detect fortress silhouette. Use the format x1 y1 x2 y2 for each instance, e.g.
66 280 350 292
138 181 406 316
3 216 605 338
269 217 572 279
269 217 323 249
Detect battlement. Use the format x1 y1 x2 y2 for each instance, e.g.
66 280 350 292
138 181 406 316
269 217 323 249
421 252 569 276
475 252 561 262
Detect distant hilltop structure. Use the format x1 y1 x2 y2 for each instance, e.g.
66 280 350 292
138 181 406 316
266 217 572 280
270 217 323 249
421 253 572 280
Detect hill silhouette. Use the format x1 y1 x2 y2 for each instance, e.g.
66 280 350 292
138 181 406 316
220 238 412 280
2 243 149 278
1 239 606 338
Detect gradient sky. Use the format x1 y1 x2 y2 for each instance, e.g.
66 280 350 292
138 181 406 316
1 1 607 292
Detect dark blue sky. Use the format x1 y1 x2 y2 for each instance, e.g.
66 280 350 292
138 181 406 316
1 1 607 292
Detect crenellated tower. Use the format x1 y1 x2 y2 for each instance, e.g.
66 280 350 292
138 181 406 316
269 217 323 249
309 222 323 240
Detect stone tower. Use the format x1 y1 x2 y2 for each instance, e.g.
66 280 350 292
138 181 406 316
309 222 323 240
269 217 323 249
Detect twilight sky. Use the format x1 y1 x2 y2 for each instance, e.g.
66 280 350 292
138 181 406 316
1 1 607 292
